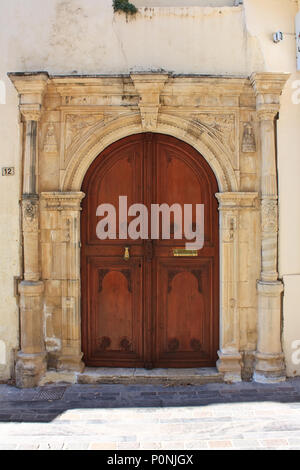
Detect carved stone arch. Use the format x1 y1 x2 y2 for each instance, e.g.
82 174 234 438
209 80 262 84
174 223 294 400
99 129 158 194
61 112 238 193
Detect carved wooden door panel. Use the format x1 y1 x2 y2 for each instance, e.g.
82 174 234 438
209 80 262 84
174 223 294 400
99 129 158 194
152 135 219 367
81 136 145 366
81 133 219 367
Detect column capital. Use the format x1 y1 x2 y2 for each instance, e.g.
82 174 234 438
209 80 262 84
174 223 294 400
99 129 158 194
250 72 290 119
250 72 290 96
40 191 85 211
8 72 49 121
215 192 258 210
20 104 43 122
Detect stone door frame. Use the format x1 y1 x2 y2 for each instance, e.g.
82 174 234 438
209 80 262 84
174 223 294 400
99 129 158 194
9 71 289 387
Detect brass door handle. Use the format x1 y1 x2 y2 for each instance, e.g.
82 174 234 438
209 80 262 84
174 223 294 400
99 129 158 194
123 246 130 261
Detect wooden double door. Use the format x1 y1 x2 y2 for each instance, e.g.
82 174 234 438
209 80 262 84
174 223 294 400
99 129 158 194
81 133 219 368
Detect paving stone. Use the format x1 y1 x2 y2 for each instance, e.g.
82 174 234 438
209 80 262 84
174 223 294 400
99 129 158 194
260 439 289 447
232 439 262 448
184 441 209 449
160 441 185 449
0 444 18 450
0 379 300 449
117 442 141 450
208 440 233 449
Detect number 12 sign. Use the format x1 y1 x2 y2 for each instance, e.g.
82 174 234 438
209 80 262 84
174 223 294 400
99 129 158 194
2 167 15 176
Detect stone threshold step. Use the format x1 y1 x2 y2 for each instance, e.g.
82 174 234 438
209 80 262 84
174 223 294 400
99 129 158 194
78 367 224 385
77 367 223 384
39 367 224 386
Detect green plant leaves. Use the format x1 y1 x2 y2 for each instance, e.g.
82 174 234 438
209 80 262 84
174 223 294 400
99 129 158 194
113 0 138 15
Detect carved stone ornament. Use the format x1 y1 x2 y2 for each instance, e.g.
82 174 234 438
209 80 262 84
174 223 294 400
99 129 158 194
43 123 58 153
22 199 38 232
222 215 237 242
131 74 168 131
242 122 256 153
139 107 159 130
20 103 43 122
65 114 103 150
192 113 236 153
261 199 278 233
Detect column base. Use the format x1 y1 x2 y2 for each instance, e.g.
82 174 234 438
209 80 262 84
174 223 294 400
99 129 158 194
216 350 242 383
15 352 46 388
253 352 286 383
255 280 286 383
241 350 255 381
57 353 85 373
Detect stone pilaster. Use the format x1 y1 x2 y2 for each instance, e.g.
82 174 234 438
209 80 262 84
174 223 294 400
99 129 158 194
40 192 85 373
251 73 290 383
9 73 49 387
215 192 258 382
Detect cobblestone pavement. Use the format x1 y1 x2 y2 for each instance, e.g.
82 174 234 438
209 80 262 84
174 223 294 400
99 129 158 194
0 378 300 450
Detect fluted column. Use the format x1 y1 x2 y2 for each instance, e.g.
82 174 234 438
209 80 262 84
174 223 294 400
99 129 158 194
251 73 290 383
9 73 49 387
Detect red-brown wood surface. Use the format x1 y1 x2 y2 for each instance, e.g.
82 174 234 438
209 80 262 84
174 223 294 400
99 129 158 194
81 133 219 368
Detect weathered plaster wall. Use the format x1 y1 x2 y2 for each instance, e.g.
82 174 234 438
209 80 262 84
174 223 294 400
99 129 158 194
0 0 299 380
1 0 264 76
134 1 238 6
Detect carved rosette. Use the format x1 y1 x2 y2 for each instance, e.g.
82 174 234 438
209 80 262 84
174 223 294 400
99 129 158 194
22 198 39 232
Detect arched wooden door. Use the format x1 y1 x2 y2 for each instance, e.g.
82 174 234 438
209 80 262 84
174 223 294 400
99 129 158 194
81 133 219 368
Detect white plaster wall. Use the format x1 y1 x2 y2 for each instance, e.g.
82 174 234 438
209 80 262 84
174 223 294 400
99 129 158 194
244 0 300 376
245 0 300 377
0 69 20 382
0 0 299 379
0 0 265 76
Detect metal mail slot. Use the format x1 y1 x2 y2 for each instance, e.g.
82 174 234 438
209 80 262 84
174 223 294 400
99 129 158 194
173 249 198 257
